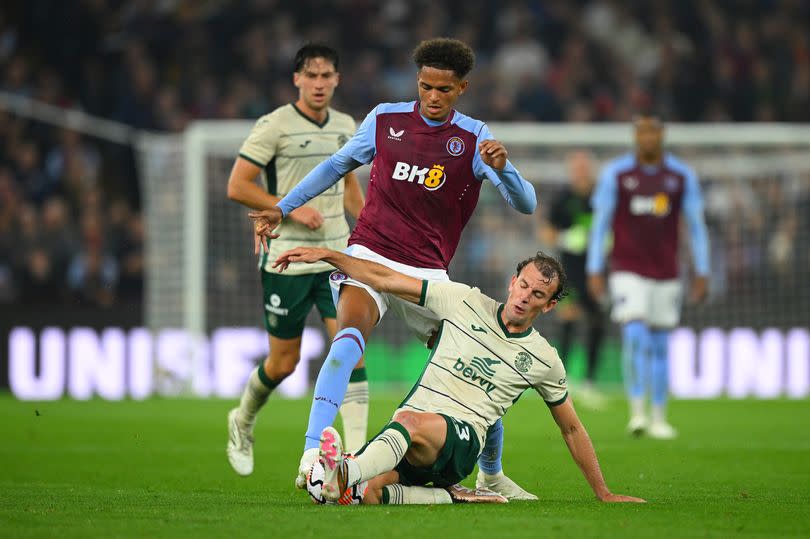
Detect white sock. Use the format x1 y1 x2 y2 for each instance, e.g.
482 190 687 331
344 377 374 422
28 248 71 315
383 485 452 505
339 380 369 453
651 403 666 424
237 367 273 429
630 397 645 419
347 424 410 486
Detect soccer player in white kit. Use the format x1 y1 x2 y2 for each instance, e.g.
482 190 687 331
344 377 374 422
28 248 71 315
273 246 645 505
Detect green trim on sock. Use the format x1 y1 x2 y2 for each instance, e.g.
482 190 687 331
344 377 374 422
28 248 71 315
382 486 391 505
256 365 280 390
349 367 367 383
387 422 412 447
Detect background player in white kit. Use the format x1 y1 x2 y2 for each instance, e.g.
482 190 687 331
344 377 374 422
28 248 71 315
273 246 645 506
225 44 367 476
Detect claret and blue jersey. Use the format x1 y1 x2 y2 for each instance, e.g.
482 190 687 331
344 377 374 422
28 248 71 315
278 101 536 270
586 152 710 280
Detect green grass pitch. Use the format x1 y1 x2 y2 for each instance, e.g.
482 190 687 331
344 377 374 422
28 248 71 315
2 392 808 539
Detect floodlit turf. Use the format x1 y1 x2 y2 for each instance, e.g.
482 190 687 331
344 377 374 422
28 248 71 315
1 392 809 539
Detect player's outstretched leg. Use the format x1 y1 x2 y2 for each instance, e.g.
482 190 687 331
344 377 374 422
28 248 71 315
297 327 366 488
648 329 677 439
476 419 538 500
622 321 651 436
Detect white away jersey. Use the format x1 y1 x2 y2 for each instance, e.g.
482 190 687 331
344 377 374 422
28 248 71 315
396 280 568 448
239 104 356 275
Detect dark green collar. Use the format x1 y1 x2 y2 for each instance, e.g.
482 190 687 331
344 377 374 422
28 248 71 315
497 304 533 339
291 103 329 128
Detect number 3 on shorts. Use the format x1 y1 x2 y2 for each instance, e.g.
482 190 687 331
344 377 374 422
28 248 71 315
453 420 470 441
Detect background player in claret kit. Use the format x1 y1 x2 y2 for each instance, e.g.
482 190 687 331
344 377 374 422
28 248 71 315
224 43 368 476
251 38 538 498
540 150 606 408
586 112 710 439
272 246 645 506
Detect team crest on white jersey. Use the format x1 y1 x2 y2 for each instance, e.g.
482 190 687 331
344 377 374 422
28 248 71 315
515 351 532 373
388 127 404 141
446 136 465 156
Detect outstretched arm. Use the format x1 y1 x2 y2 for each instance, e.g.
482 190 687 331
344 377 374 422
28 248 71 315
274 247 423 303
549 399 645 503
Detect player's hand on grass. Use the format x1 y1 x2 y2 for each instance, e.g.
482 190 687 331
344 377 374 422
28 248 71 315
289 207 324 230
689 275 708 304
479 140 508 170
248 207 282 254
598 492 647 503
273 247 328 272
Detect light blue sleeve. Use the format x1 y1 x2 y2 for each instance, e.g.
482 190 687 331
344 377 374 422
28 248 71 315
277 107 378 216
682 167 711 275
472 124 536 214
586 163 618 274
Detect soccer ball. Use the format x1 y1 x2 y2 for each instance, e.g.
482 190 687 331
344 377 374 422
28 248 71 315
306 459 367 505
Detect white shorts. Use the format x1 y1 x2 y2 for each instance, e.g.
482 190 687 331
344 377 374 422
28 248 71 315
329 244 449 343
608 271 683 328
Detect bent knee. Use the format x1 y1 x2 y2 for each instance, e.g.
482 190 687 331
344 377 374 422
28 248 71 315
392 410 421 432
265 352 300 380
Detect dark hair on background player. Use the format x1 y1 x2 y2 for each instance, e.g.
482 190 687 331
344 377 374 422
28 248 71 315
633 108 665 125
293 43 339 73
413 38 475 79
516 251 568 302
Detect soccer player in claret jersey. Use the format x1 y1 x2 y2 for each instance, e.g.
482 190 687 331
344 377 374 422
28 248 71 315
272 246 644 506
225 44 367 477
586 113 710 439
250 38 538 498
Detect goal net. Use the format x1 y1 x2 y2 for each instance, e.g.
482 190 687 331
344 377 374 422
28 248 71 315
137 122 810 395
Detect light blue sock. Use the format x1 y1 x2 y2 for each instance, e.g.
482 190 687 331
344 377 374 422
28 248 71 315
622 321 650 400
649 329 670 406
304 328 365 450
477 419 504 475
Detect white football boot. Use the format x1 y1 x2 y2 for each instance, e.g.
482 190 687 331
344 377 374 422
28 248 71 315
627 414 648 437
226 408 254 476
476 470 538 500
295 447 321 489
648 421 678 440
318 426 348 502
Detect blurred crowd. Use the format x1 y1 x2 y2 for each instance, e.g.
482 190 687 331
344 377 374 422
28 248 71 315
1 0 808 309
0 118 144 307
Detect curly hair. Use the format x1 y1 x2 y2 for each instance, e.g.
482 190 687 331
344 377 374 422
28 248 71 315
515 251 568 302
412 38 475 79
293 42 339 73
